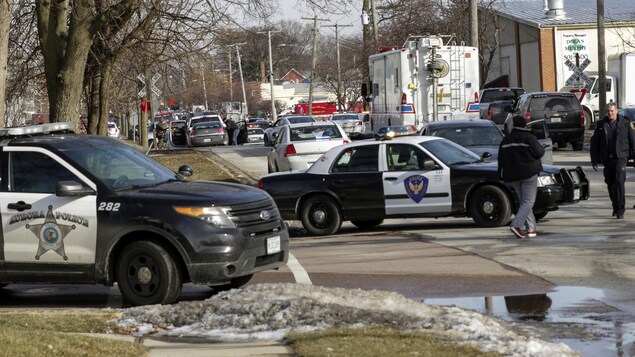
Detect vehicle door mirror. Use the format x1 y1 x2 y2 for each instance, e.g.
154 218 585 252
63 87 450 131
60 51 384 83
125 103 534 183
56 181 94 197
361 83 368 98
423 160 438 170
481 152 492 159
178 165 193 177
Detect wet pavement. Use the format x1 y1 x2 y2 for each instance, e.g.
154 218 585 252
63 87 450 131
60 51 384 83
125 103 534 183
425 286 635 356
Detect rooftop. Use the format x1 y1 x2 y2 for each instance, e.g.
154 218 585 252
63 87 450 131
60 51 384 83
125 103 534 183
488 0 635 28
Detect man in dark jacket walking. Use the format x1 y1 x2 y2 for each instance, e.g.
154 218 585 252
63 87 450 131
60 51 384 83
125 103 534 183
590 102 635 219
498 115 545 239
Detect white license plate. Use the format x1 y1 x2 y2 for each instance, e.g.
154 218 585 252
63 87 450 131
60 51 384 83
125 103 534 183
203 138 211 143
550 117 561 123
267 236 281 255
574 188 580 200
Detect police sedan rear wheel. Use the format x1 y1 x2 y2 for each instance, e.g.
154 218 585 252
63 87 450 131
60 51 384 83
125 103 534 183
468 185 511 227
351 219 384 230
116 241 182 306
301 194 342 236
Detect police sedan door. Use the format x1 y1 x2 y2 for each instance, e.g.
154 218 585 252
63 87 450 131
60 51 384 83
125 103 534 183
382 143 452 215
0 147 98 267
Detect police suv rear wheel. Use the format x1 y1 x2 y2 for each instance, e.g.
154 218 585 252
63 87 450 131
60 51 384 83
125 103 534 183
116 241 182 306
300 194 342 236
468 185 511 227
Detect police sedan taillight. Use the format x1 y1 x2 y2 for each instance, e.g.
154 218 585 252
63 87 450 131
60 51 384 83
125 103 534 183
284 144 297 156
580 109 585 127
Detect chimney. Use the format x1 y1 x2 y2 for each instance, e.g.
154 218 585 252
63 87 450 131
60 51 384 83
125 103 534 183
545 0 566 19
543 0 549 11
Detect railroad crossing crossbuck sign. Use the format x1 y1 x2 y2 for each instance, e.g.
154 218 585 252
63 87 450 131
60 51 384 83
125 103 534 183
564 58 593 88
137 73 162 98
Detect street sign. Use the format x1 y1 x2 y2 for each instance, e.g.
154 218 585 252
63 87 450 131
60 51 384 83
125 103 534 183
137 73 162 98
570 88 587 103
564 58 593 88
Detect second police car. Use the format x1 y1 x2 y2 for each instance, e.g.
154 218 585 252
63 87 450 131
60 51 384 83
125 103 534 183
0 123 289 305
258 136 589 236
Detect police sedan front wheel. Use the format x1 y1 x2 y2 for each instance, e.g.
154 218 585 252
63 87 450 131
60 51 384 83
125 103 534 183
468 185 511 227
116 241 182 306
300 194 342 236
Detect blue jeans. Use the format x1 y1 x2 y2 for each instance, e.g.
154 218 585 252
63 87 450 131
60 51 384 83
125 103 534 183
508 175 538 232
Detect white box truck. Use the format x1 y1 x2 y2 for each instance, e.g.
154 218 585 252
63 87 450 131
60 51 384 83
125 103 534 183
561 52 635 129
364 36 480 134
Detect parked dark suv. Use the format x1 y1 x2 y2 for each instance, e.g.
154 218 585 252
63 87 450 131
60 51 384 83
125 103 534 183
508 92 585 151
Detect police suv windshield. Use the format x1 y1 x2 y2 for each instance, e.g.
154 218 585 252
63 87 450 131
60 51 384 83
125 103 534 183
420 138 481 166
64 144 178 190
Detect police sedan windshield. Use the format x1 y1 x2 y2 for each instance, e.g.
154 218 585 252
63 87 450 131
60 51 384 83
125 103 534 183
64 144 178 190
420 139 482 166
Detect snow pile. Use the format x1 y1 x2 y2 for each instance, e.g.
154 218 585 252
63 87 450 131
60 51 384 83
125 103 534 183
117 283 579 357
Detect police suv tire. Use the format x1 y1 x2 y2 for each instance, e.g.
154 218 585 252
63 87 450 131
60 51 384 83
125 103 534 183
351 219 384 230
468 185 511 227
300 194 342 236
572 140 584 151
116 241 182 306
211 274 253 292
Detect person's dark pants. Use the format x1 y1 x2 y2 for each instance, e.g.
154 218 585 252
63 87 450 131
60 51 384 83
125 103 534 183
228 129 235 145
604 157 627 215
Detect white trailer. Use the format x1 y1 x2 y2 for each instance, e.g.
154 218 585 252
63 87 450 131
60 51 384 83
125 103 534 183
366 36 480 134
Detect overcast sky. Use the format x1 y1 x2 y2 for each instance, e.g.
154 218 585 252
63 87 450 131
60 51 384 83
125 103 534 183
272 0 362 36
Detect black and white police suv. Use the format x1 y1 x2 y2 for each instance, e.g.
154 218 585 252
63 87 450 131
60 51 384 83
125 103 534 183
258 135 589 236
0 123 288 305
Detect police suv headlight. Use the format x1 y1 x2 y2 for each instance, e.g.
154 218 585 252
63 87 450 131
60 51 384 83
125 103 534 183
174 206 236 228
537 174 557 187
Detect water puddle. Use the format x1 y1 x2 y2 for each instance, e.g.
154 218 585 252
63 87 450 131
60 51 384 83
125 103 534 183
424 286 635 356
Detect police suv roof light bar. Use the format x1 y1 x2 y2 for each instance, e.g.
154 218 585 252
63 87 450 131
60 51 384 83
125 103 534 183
0 122 74 138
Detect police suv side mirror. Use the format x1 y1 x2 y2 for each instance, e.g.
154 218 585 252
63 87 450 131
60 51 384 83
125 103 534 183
481 152 492 159
56 181 95 197
178 165 194 177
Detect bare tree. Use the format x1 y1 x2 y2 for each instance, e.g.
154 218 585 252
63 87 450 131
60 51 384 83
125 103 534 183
0 0 14 127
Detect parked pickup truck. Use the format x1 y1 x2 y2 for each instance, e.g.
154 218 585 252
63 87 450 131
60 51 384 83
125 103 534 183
479 87 526 121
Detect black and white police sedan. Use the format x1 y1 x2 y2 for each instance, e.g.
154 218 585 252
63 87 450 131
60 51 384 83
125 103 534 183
0 123 288 305
258 136 589 236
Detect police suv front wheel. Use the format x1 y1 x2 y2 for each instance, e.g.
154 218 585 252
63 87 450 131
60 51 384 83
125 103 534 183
116 241 182 306
468 185 511 227
300 194 342 236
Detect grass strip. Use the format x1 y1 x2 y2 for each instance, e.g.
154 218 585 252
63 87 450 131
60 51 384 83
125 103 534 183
0 312 146 357
285 327 501 357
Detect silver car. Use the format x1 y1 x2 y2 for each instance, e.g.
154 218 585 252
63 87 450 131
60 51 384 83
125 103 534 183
331 113 364 137
187 121 228 146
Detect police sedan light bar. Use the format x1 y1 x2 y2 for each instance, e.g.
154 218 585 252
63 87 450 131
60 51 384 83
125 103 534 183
0 122 73 137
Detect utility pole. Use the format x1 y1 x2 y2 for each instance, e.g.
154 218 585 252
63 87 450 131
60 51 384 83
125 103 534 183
302 16 330 116
469 0 479 48
324 23 353 112
234 44 248 118
201 65 209 111
228 51 233 102
597 0 607 118
370 0 379 49
258 30 279 122
361 0 372 111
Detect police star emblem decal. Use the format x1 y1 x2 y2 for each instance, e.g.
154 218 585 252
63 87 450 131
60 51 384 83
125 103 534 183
26 205 75 260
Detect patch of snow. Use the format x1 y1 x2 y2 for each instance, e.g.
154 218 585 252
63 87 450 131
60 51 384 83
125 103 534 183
117 283 579 356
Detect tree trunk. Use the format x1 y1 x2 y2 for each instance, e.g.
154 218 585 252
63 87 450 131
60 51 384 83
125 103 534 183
87 69 100 134
97 60 113 136
36 0 94 131
0 0 13 128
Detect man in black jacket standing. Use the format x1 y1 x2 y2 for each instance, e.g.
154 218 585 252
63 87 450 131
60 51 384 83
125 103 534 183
498 115 545 239
590 102 635 219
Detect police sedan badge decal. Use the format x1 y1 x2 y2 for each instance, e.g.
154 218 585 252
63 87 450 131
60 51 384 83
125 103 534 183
25 205 75 261
404 175 429 203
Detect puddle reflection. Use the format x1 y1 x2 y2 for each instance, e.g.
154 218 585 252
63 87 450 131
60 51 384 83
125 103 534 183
424 286 635 357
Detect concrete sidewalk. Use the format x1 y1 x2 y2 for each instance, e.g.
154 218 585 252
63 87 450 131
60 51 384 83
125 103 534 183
83 334 293 357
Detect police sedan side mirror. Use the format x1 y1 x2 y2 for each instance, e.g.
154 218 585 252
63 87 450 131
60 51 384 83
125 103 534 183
178 165 194 177
56 181 95 197
423 160 438 170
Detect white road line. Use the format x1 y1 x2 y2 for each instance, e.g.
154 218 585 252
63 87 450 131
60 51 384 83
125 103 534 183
287 253 312 284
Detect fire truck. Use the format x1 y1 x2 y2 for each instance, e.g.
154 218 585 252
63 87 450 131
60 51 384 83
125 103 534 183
294 101 338 120
365 35 480 133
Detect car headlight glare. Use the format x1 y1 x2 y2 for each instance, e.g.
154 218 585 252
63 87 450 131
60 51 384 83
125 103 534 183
537 175 557 187
174 206 236 228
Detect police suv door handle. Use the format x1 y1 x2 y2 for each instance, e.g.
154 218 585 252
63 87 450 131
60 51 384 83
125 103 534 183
8 201 32 212
384 177 398 181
